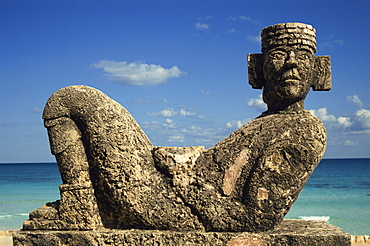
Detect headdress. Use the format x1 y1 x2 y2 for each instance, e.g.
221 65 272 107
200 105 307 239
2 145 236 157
261 23 317 53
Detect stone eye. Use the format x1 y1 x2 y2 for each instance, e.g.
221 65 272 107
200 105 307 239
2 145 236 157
270 51 286 60
297 54 311 61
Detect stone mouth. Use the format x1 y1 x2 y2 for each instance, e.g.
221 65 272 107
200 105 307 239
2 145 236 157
283 79 300 84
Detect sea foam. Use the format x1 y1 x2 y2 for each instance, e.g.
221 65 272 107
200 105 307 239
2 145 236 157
299 216 330 222
0 213 29 218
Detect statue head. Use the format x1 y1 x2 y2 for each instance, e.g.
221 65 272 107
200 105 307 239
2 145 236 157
248 23 331 112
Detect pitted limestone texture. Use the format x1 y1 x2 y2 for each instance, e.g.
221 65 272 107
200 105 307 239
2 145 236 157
14 220 351 246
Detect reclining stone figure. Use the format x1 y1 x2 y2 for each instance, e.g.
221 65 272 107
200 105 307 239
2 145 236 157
24 22 331 233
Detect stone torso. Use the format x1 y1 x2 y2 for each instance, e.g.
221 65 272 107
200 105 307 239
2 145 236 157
171 110 327 231
203 110 326 201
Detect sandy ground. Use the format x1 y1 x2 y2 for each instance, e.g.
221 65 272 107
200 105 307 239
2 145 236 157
0 236 12 246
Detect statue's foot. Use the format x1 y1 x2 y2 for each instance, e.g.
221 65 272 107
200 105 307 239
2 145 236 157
22 201 69 230
23 182 104 230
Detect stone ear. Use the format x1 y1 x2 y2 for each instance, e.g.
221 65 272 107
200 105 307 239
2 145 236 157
312 56 332 91
248 53 265 89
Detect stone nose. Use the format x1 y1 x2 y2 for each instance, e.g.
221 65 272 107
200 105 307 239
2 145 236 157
285 51 298 68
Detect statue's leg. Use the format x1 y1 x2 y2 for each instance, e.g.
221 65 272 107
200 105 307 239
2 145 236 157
43 85 203 230
44 116 103 229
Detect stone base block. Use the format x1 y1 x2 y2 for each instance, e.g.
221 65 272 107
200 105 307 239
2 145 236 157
13 220 350 246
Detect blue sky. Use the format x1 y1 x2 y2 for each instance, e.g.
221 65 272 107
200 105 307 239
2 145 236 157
1 0 369 163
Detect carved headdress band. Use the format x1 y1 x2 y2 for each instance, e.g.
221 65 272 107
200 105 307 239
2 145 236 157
261 23 317 53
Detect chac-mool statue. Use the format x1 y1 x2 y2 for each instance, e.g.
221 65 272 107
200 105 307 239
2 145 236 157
24 22 332 233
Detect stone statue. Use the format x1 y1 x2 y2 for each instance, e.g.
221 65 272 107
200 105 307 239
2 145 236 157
23 23 332 233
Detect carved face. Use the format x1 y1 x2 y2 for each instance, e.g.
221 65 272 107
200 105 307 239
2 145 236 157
262 44 314 108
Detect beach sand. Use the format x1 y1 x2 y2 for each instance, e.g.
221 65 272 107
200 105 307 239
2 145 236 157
0 236 12 246
0 231 13 246
1 231 369 245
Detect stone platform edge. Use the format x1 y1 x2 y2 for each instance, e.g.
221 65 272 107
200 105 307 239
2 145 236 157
12 219 351 246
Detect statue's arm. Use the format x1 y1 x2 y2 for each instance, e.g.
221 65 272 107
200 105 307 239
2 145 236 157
242 139 325 231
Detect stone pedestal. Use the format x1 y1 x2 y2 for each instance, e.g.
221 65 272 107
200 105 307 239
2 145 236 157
13 220 350 246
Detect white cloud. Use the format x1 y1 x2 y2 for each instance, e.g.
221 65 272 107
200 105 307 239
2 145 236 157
320 35 344 50
143 121 228 148
165 119 173 124
238 16 253 21
142 119 178 130
181 126 228 146
354 109 370 129
147 107 202 119
337 117 353 127
201 90 211 96
195 22 210 30
247 95 267 111
226 119 250 129
347 95 363 108
309 107 337 122
247 35 261 43
227 15 253 22
168 135 185 143
163 118 177 128
228 28 236 34
310 107 370 132
226 15 260 25
179 109 196 117
344 140 357 146
226 16 237 21
147 108 177 117
182 125 202 133
92 60 186 85
31 108 42 113
321 40 344 49
140 121 162 131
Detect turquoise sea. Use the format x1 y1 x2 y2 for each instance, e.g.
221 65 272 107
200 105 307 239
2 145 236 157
0 159 369 235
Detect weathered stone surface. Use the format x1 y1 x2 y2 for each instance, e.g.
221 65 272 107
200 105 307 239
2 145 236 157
176 110 326 232
352 235 370 244
41 85 203 231
21 22 338 238
153 146 205 190
13 220 351 246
